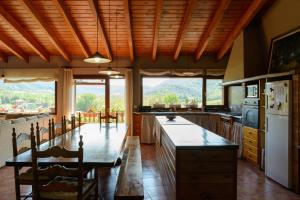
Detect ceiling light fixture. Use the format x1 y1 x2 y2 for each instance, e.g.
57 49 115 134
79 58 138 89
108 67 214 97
84 0 111 64
98 4 120 76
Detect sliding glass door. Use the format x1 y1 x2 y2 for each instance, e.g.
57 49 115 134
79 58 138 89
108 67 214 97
74 77 125 123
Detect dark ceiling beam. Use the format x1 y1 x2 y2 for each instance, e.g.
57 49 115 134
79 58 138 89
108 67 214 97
123 0 135 63
87 0 112 60
173 0 198 61
53 0 91 58
0 32 29 62
20 0 71 61
217 0 266 60
152 0 163 61
194 0 231 61
0 6 49 62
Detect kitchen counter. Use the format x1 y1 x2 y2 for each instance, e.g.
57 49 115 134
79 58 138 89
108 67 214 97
160 123 238 149
133 111 242 120
155 116 238 199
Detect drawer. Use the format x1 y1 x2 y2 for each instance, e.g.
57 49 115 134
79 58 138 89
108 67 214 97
243 127 258 140
243 137 258 148
243 143 258 155
243 150 258 163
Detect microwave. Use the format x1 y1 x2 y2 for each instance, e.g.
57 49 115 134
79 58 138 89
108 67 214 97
246 85 258 98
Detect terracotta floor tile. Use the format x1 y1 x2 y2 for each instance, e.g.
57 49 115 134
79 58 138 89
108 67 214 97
0 144 299 200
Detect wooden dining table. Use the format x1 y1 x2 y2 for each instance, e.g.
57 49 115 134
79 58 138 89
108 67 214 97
6 123 128 167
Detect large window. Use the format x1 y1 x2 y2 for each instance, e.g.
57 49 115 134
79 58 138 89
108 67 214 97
74 78 126 113
74 79 106 113
110 79 125 113
0 80 56 113
143 77 203 108
206 79 223 105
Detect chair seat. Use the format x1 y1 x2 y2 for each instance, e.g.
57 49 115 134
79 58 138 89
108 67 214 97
40 177 96 200
19 168 50 183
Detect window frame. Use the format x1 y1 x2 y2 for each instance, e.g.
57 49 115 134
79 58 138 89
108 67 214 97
141 75 204 110
141 75 225 110
204 76 225 109
0 80 58 115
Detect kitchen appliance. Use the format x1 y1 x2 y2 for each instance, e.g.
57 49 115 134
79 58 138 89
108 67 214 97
265 80 291 188
246 84 258 98
242 98 259 129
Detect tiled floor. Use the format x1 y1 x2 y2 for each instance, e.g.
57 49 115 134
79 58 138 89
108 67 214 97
0 144 300 200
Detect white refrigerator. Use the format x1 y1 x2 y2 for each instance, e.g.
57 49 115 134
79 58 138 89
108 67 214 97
265 80 291 188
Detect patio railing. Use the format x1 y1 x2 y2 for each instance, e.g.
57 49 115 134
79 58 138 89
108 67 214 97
76 112 125 124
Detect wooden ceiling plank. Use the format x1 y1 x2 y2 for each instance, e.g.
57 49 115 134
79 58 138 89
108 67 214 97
173 0 198 61
87 0 112 60
0 51 8 63
0 6 50 62
53 0 91 58
152 0 163 61
194 0 231 61
19 0 71 61
0 32 29 62
123 0 134 63
217 0 266 60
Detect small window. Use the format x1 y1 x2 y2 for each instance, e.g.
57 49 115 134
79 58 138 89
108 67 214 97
0 80 56 114
142 77 203 108
206 79 223 105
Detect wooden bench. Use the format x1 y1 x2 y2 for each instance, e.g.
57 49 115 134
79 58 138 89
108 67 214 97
114 136 144 200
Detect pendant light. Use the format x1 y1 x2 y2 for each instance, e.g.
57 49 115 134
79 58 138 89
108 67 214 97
84 0 111 63
98 4 120 75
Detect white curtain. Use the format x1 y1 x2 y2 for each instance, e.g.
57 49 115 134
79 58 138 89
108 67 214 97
62 68 74 118
125 70 133 135
139 69 204 77
2 69 59 82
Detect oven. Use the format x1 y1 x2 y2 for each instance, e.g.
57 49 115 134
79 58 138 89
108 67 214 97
242 98 259 128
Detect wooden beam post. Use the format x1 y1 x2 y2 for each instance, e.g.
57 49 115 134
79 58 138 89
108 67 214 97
217 0 266 60
0 32 29 62
123 0 134 63
173 0 198 61
87 0 112 60
194 0 231 61
0 6 49 62
152 0 163 61
53 0 91 58
19 0 71 62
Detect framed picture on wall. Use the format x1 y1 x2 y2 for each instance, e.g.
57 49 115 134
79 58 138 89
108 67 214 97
268 28 300 73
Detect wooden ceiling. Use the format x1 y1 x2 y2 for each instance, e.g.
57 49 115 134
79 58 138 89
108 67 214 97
0 0 267 63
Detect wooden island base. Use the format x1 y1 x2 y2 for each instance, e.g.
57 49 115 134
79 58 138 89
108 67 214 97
155 116 238 200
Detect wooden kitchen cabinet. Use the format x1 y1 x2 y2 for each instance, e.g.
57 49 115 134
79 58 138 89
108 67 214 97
243 126 259 164
133 113 142 138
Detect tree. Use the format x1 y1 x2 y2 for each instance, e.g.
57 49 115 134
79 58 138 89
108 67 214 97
76 94 98 112
163 93 179 105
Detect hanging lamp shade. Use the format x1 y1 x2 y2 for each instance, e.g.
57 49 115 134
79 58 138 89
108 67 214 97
98 66 120 75
84 51 111 64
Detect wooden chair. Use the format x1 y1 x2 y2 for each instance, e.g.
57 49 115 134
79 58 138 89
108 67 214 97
36 122 50 146
99 112 118 126
12 123 49 200
31 135 98 200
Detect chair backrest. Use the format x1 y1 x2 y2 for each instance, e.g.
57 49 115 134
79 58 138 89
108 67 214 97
12 123 35 156
99 112 118 125
36 122 50 146
51 118 55 138
31 135 84 200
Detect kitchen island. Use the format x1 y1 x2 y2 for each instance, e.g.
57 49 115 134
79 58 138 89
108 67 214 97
155 116 238 200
